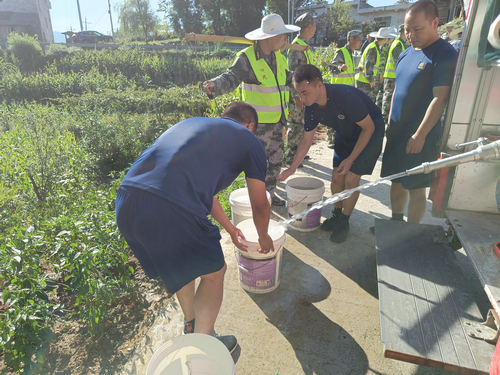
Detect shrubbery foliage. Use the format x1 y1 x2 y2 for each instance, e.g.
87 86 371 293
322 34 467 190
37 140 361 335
0 34 242 373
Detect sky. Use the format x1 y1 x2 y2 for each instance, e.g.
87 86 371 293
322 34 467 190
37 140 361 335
49 0 397 35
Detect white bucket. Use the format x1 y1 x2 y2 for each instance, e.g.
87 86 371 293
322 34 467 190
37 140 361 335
235 219 286 294
229 188 271 226
286 177 325 232
146 333 235 375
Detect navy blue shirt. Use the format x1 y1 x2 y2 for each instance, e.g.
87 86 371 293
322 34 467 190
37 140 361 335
121 117 267 217
304 83 384 149
389 38 457 138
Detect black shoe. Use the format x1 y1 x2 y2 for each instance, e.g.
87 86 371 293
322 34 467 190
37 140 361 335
271 196 286 206
183 318 195 334
320 211 340 231
330 220 350 243
217 335 238 354
303 155 311 160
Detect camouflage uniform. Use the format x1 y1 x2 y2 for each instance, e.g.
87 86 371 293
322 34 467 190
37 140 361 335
208 42 292 196
354 46 378 102
381 40 404 123
375 42 390 109
286 36 310 163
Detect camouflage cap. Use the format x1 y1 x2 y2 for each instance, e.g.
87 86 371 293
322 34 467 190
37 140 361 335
294 13 317 29
347 30 365 40
398 24 405 32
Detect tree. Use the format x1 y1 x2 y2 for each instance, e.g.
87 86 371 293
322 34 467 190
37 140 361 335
116 0 159 43
266 0 326 22
159 0 203 35
325 0 359 43
160 0 267 37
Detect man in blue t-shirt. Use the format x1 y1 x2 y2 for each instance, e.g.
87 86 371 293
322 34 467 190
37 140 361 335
381 0 457 224
279 64 384 243
115 102 272 353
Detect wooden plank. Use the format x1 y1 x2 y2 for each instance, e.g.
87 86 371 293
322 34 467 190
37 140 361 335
446 209 500 319
375 219 495 374
184 33 308 51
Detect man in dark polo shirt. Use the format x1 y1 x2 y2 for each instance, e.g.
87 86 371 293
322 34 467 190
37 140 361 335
381 0 457 224
115 102 273 352
279 64 384 243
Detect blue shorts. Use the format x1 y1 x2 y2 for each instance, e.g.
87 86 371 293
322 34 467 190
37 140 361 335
381 132 440 190
332 120 384 176
115 186 224 294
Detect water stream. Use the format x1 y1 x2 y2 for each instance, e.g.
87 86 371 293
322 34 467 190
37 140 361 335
280 171 408 230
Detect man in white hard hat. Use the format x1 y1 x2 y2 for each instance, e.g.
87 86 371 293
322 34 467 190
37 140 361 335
285 12 317 166
203 14 300 207
355 27 397 102
441 21 457 41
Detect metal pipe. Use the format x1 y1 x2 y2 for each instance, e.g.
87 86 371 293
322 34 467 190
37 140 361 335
406 139 500 176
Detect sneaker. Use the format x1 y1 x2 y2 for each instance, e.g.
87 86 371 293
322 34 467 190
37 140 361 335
183 318 195 334
320 211 340 231
303 155 311 160
329 220 350 243
217 335 238 354
271 196 286 206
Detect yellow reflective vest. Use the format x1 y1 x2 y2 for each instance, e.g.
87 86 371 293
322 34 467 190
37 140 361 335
355 42 380 84
291 36 314 65
277 50 290 110
383 38 405 79
238 45 289 123
331 47 355 86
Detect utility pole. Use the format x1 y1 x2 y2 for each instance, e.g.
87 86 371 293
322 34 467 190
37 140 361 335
76 0 83 31
84 18 91 31
108 0 115 43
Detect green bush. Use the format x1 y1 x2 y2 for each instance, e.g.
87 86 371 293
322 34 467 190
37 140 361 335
7 33 43 73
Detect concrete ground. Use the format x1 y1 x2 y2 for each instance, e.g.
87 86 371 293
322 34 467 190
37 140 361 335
121 139 492 375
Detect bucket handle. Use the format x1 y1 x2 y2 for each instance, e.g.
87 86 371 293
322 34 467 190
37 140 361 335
237 258 274 272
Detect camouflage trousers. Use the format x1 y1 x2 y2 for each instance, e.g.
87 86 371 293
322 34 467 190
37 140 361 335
255 121 285 194
286 104 305 162
375 80 384 109
355 81 377 102
381 78 395 124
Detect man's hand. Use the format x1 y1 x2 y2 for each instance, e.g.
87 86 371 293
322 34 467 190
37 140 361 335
406 134 426 154
358 66 364 73
379 73 384 83
229 226 248 252
336 158 353 176
294 97 303 110
279 168 295 182
341 64 348 72
258 233 275 254
203 81 215 98
369 81 376 87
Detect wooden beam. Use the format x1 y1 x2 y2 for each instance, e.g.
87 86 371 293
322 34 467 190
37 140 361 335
184 33 307 51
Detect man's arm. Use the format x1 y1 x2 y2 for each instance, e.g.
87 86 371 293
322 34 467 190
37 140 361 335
211 196 248 251
279 129 315 181
203 54 254 98
365 48 377 86
406 85 452 154
336 114 375 175
388 83 396 124
246 178 274 254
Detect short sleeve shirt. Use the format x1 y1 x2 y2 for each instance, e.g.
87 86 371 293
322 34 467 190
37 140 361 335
389 38 457 138
120 117 267 218
304 84 384 148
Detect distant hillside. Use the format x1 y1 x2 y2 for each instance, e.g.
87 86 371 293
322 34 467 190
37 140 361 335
53 31 66 43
